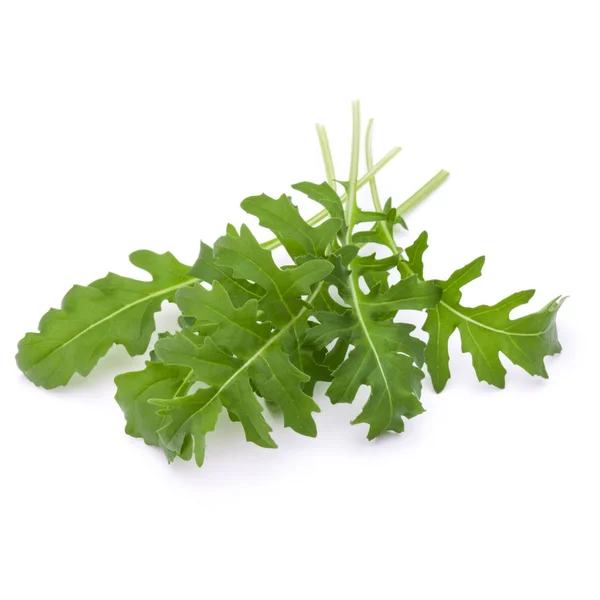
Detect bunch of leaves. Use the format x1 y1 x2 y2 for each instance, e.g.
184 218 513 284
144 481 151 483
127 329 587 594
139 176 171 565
16 102 565 468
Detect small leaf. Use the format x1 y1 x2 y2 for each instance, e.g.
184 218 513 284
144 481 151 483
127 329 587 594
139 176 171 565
292 181 345 224
403 231 428 279
152 388 222 468
114 361 192 453
424 257 565 391
241 192 341 259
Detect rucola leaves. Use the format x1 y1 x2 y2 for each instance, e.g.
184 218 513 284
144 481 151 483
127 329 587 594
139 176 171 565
146 223 335 465
16 102 565 469
306 273 441 439
423 257 565 391
114 361 192 460
17 251 195 389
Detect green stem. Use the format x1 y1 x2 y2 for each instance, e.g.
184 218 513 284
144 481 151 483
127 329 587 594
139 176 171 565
344 100 362 245
365 118 400 253
316 124 336 189
397 169 449 216
260 145 402 251
307 146 401 226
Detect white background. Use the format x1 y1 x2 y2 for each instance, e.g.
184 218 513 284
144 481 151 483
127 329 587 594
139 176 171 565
1 2 598 599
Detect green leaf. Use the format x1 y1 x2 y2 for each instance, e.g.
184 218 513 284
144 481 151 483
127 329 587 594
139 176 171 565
282 321 332 395
291 181 345 223
157 328 277 440
423 257 565 391
175 281 321 431
216 207 340 396
214 224 333 327
241 191 341 259
114 361 192 460
188 242 263 306
149 256 332 465
306 273 442 439
152 387 222 468
383 198 408 230
403 231 428 279
16 251 195 389
353 254 399 293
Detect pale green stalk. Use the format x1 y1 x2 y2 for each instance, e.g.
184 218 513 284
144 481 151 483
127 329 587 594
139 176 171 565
365 118 400 252
260 145 402 251
397 169 449 215
344 100 362 244
316 124 336 188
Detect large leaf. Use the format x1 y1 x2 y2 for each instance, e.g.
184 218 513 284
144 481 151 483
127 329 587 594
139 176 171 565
424 257 565 391
307 271 442 439
149 234 333 465
17 251 195 388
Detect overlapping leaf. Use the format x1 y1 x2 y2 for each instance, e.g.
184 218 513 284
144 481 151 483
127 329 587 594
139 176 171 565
424 256 565 391
114 360 193 460
241 190 341 258
307 266 442 439
213 224 333 327
17 251 195 388
188 241 263 307
139 221 335 465
242 188 345 388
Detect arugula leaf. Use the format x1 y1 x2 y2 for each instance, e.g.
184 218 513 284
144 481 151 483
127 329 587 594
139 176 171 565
153 331 278 464
402 231 428 279
17 251 195 389
424 257 565 391
241 190 352 392
169 280 323 428
188 242 263 306
307 272 441 439
303 102 443 439
152 387 223 467
291 181 346 226
15 102 563 470
241 192 341 258
214 224 333 327
114 361 192 460
147 223 335 464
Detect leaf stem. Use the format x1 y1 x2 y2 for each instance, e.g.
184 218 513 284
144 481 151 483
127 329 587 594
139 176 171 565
344 100 362 245
316 124 336 189
307 146 401 226
365 118 400 253
260 145 402 251
397 169 449 216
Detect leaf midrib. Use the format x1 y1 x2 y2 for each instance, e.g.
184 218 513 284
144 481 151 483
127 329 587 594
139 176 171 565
347 273 393 414
441 300 553 338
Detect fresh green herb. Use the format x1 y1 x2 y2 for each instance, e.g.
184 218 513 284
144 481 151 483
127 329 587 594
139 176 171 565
16 102 565 468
